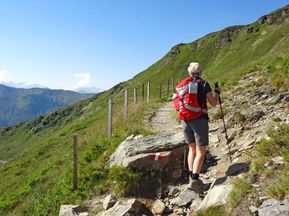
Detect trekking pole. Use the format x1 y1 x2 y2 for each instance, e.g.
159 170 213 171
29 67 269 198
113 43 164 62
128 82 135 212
215 83 232 162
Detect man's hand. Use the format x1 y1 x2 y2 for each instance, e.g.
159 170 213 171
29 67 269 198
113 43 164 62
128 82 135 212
214 86 221 94
214 82 221 94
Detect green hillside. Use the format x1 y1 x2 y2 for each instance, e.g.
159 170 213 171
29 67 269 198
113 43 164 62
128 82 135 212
1 4 289 215
0 84 94 127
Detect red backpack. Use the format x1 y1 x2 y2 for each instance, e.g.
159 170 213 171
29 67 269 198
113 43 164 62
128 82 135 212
173 77 208 120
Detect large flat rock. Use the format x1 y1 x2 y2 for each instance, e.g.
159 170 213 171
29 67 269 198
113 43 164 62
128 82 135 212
107 131 185 169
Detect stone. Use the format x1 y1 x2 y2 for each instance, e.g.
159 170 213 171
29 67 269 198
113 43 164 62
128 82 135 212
107 131 185 169
264 161 273 168
196 184 233 212
259 196 269 202
251 184 260 188
242 139 256 149
271 156 286 165
258 199 289 216
59 205 81 216
173 189 199 206
125 134 135 141
98 199 147 216
103 194 117 210
152 199 166 215
244 110 265 123
168 187 180 197
249 205 258 214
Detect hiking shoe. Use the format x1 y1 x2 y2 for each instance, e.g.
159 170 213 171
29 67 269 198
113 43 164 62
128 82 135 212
187 178 204 193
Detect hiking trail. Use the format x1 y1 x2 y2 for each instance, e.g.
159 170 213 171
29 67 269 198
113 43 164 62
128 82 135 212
65 71 289 216
149 102 178 132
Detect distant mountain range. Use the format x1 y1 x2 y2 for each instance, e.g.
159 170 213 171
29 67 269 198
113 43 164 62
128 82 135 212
0 84 96 127
75 86 104 94
0 81 104 94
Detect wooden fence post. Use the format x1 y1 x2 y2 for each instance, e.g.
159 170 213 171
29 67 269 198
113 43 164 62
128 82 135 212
124 89 128 118
134 88 137 105
147 82 150 103
167 79 170 96
142 83 145 102
108 99 112 137
159 81 162 98
73 134 78 191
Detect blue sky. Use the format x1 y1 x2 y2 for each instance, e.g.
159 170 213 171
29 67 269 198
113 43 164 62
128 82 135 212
0 0 288 90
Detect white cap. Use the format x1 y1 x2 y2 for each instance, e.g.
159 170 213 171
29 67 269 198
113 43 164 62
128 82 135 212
187 62 202 77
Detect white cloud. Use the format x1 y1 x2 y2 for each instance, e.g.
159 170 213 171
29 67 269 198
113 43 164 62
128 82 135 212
73 73 91 88
0 70 9 82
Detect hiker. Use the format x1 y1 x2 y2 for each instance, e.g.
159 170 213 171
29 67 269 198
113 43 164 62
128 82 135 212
173 62 220 193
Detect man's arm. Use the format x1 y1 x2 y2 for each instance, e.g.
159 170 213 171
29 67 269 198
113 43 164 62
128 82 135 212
206 91 219 107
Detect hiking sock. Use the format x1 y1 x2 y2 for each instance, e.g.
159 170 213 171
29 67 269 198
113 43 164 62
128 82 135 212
191 173 199 180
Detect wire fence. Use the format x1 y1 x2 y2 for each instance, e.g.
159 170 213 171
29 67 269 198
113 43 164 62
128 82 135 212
72 78 181 189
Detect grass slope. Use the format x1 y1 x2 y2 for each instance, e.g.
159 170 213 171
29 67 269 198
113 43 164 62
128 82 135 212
1 4 289 215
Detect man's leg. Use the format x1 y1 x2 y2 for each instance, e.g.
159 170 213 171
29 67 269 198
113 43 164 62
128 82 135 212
187 143 196 172
193 145 207 174
188 144 206 193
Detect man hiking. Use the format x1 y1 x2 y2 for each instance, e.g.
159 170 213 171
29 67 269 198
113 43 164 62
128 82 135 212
173 62 220 193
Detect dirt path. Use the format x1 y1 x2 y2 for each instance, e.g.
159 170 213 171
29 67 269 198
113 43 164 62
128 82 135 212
149 101 178 132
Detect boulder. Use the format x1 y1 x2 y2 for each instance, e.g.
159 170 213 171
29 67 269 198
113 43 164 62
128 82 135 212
244 110 265 123
59 205 82 216
196 184 233 212
107 131 185 169
258 199 289 216
97 199 151 216
173 189 199 206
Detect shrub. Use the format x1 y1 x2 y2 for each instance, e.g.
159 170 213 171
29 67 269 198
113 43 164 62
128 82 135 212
195 206 228 216
256 125 289 157
230 179 251 208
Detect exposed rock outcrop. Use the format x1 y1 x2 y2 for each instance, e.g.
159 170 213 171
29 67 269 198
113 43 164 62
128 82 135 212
106 131 185 169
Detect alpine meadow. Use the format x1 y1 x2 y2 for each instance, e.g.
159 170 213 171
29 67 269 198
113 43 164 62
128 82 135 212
1 4 289 216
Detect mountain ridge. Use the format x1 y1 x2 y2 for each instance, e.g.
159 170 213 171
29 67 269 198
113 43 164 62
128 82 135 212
0 84 94 127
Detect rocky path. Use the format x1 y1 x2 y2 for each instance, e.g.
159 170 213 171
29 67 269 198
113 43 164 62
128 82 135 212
149 102 178 132
67 71 289 216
